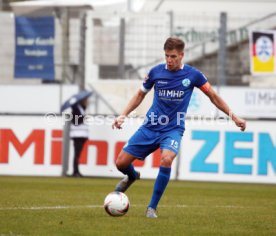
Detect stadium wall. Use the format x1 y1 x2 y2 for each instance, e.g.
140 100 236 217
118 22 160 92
0 84 78 114
0 115 275 184
90 81 276 118
1 83 275 118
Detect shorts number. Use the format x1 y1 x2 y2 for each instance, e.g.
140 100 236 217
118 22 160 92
170 140 178 149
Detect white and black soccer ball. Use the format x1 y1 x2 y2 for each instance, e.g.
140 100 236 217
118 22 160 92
104 191 130 217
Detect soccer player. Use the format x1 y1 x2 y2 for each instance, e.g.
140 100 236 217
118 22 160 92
112 37 246 218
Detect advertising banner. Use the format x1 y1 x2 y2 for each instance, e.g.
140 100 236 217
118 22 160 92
218 87 276 118
178 120 276 184
14 16 55 80
0 116 275 184
0 116 176 179
250 30 276 75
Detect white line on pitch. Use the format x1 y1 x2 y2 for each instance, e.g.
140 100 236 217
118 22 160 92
0 205 103 211
0 204 261 211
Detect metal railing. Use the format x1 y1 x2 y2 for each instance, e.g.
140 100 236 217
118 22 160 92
185 12 276 63
87 83 118 115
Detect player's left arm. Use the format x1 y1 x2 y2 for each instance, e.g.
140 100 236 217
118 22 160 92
200 82 246 131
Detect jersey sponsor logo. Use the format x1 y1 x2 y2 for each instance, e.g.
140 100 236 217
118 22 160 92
182 78 191 87
158 89 184 98
157 80 168 84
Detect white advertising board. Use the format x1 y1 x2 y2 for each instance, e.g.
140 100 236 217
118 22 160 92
0 116 275 184
0 115 177 179
187 86 276 119
1 84 275 119
179 120 276 184
0 84 78 114
186 88 217 117
219 87 276 118
0 116 63 176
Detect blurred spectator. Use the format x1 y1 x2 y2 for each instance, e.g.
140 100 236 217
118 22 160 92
70 97 89 177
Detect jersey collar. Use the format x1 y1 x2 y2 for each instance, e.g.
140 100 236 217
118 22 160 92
165 64 185 70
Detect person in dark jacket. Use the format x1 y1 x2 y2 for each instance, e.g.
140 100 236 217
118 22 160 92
70 98 89 177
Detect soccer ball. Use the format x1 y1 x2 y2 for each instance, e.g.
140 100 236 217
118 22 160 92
104 191 130 217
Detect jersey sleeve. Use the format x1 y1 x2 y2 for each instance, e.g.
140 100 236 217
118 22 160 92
194 70 208 88
141 68 155 93
193 69 211 93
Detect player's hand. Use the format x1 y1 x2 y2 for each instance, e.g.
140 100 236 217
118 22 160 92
234 117 246 131
112 115 126 129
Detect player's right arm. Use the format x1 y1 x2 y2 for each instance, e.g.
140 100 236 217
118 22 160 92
112 67 155 129
112 89 147 129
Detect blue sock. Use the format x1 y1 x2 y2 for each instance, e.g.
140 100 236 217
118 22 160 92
148 166 171 209
118 164 137 180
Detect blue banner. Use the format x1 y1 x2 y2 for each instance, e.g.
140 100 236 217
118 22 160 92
14 16 55 80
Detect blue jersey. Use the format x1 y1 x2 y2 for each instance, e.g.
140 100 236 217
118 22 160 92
141 63 208 132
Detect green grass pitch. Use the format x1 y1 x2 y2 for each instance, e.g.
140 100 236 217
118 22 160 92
0 176 275 236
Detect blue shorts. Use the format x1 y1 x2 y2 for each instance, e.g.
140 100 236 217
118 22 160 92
123 126 183 160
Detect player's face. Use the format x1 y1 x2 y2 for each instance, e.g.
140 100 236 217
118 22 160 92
165 49 184 71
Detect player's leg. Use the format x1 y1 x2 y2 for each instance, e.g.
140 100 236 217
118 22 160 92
146 130 182 218
147 149 176 218
114 150 140 192
115 127 158 192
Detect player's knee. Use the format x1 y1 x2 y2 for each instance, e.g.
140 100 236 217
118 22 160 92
160 156 173 167
115 158 123 169
115 156 127 170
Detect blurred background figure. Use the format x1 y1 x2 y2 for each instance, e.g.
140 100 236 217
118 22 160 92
61 90 93 177
70 97 88 177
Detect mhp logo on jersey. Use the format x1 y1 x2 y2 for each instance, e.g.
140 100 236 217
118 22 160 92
182 78 191 87
158 90 184 98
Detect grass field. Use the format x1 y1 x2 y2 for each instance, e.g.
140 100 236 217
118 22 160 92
0 176 275 236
